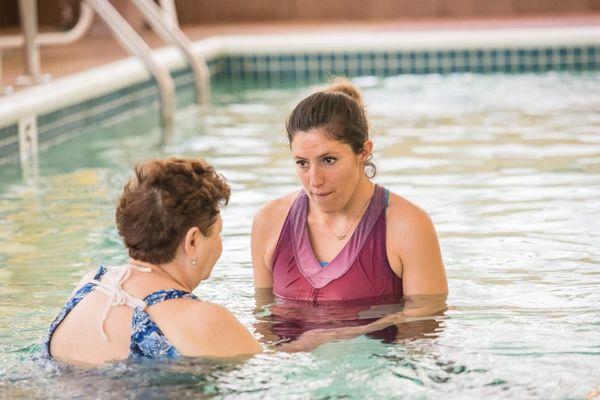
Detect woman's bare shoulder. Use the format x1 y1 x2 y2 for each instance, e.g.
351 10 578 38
167 300 261 357
256 191 299 216
387 192 431 221
69 268 101 295
386 191 437 239
252 190 301 231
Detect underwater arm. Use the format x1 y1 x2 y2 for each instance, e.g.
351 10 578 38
278 294 447 353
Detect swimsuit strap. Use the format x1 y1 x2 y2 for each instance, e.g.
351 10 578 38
385 188 390 208
93 265 108 280
143 289 198 307
87 264 151 341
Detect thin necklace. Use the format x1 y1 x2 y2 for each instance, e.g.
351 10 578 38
321 188 373 241
130 259 191 292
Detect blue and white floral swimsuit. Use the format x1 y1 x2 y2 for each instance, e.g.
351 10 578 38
43 264 199 360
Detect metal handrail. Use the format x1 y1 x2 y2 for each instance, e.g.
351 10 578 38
131 0 210 104
158 0 179 28
0 2 94 49
17 0 43 84
2 0 206 133
85 0 175 134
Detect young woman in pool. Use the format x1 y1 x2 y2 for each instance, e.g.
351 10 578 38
45 158 260 365
252 78 448 303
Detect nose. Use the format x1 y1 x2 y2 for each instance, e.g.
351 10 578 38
309 165 325 188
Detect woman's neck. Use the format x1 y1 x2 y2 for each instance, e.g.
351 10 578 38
128 258 192 292
339 178 375 216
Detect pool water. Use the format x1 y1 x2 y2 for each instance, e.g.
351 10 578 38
1 72 599 399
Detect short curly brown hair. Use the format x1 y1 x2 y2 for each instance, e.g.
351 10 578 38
116 157 230 264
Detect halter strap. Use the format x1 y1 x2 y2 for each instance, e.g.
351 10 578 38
88 264 151 341
143 289 197 307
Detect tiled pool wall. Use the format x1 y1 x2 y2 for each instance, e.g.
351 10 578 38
0 62 210 166
1 44 599 165
34 65 201 150
214 45 600 87
0 124 19 162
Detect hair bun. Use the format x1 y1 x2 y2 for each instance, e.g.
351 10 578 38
324 77 365 108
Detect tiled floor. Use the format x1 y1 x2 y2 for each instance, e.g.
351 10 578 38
2 14 600 92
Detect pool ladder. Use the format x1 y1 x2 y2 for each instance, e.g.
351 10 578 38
1 0 210 135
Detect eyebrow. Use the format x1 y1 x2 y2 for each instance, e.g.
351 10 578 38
294 152 340 160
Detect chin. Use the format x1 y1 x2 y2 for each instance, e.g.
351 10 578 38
312 198 339 213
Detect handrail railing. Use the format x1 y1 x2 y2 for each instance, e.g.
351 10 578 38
0 2 94 49
158 0 179 28
1 0 211 135
16 0 44 84
85 0 175 134
131 0 210 104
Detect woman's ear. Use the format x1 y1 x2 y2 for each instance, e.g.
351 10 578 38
183 226 201 257
362 140 374 161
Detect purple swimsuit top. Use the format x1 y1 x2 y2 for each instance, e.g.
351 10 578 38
272 184 403 302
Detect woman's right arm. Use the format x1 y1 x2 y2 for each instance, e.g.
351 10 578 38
251 193 297 289
251 203 274 288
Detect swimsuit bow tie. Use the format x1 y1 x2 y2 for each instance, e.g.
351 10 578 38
89 264 151 341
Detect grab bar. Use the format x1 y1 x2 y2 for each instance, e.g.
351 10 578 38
16 0 44 84
131 0 210 104
158 0 179 28
85 0 175 134
0 3 94 49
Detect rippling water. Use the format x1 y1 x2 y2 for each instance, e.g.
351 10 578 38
1 72 599 399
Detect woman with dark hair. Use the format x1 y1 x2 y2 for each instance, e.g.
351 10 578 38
45 158 260 365
252 78 447 305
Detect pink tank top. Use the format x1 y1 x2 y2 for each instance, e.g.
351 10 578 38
272 184 403 302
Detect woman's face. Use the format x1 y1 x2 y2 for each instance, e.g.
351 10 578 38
291 128 367 213
195 214 223 281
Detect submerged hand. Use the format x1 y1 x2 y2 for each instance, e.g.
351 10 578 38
277 325 366 353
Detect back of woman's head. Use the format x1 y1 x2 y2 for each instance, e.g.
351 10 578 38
285 77 375 177
116 157 230 264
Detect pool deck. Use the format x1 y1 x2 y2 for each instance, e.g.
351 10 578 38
1 14 600 93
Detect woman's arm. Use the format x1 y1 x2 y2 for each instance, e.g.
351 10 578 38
170 301 262 357
251 203 274 288
251 193 298 289
278 293 447 353
386 194 448 296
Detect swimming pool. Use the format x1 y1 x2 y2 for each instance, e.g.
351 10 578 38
1 72 599 398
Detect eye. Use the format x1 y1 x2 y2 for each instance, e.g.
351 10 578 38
323 157 337 165
296 160 308 169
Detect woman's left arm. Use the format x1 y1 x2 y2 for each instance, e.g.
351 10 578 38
387 195 448 296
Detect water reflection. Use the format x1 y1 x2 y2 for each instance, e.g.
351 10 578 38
254 288 447 351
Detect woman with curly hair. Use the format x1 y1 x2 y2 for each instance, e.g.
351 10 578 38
44 157 260 365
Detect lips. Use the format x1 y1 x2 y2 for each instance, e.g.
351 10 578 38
312 191 333 199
